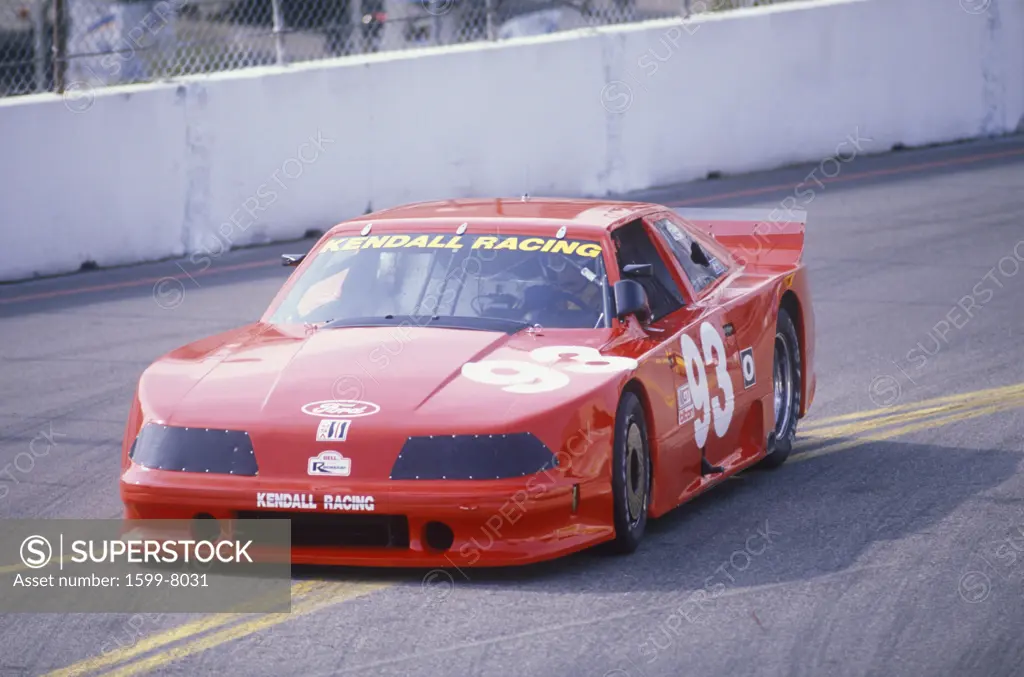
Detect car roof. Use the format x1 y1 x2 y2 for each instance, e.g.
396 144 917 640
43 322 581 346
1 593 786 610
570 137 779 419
326 198 662 236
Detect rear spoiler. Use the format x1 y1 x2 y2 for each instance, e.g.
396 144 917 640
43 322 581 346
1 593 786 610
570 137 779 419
672 208 807 269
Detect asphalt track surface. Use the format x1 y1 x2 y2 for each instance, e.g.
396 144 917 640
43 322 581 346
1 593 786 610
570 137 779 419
1 133 1024 677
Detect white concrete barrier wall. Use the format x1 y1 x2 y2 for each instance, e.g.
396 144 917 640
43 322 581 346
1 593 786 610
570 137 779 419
1 0 1022 282
1 87 189 280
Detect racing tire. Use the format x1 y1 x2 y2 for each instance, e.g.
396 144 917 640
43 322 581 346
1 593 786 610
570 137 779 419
758 306 802 469
609 391 651 554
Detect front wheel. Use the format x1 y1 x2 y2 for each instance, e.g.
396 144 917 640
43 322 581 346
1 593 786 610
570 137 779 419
609 392 651 554
758 306 802 469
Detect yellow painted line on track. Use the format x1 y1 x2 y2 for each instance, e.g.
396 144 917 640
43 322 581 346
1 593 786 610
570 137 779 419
43 580 322 677
101 581 388 677
792 399 1022 464
802 388 1024 440
0 555 75 576
801 382 1024 431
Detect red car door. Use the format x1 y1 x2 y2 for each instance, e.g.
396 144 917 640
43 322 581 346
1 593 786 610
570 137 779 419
608 218 708 509
646 213 753 477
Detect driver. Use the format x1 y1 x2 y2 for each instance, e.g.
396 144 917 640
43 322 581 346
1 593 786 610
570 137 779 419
521 253 602 326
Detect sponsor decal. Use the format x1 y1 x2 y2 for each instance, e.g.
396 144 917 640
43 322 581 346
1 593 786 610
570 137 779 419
256 492 317 510
254 492 376 512
319 234 602 258
740 347 756 389
308 450 351 476
677 385 696 426
462 345 637 394
324 495 375 512
301 400 380 419
316 419 350 442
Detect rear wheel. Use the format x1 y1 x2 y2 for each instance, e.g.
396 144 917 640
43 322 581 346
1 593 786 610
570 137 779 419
609 392 650 553
759 306 801 469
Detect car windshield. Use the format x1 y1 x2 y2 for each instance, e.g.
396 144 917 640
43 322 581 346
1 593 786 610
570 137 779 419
269 232 611 331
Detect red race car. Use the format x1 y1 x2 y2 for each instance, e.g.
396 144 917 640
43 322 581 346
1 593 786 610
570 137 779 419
121 198 815 567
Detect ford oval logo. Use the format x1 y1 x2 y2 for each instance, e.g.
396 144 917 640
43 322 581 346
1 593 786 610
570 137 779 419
301 400 381 418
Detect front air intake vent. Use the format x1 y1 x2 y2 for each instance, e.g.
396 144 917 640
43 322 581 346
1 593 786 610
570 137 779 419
130 424 258 476
390 432 557 480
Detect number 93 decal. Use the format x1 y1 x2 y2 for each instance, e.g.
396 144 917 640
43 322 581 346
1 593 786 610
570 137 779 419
680 323 735 448
461 346 638 394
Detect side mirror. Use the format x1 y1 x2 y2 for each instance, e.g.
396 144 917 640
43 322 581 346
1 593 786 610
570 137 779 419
690 241 710 267
622 263 653 278
282 254 306 267
613 279 651 324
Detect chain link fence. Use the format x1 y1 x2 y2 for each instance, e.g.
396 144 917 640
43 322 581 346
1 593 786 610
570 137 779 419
0 0 796 98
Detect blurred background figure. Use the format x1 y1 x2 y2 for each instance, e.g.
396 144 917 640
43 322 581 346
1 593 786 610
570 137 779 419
65 0 159 88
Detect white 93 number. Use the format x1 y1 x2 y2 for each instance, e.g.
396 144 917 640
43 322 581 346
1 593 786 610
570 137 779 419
461 346 638 394
680 323 735 448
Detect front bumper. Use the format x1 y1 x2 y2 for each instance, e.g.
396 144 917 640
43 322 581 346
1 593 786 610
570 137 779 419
120 464 614 567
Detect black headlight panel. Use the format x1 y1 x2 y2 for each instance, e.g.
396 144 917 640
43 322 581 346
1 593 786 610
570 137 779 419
129 424 259 476
390 433 558 480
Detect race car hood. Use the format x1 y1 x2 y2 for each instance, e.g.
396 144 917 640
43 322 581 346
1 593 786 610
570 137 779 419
135 322 629 480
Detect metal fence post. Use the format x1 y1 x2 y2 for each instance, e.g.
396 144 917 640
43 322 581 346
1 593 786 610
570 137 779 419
52 0 66 93
485 0 494 40
31 0 47 92
270 0 287 65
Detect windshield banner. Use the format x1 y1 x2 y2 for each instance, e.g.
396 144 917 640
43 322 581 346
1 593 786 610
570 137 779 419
319 234 603 258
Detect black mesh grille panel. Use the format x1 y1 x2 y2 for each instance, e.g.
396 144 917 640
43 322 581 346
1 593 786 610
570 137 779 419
390 433 557 480
129 424 259 476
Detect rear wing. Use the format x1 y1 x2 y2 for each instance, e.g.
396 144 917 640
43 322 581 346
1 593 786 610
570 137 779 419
672 207 807 269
